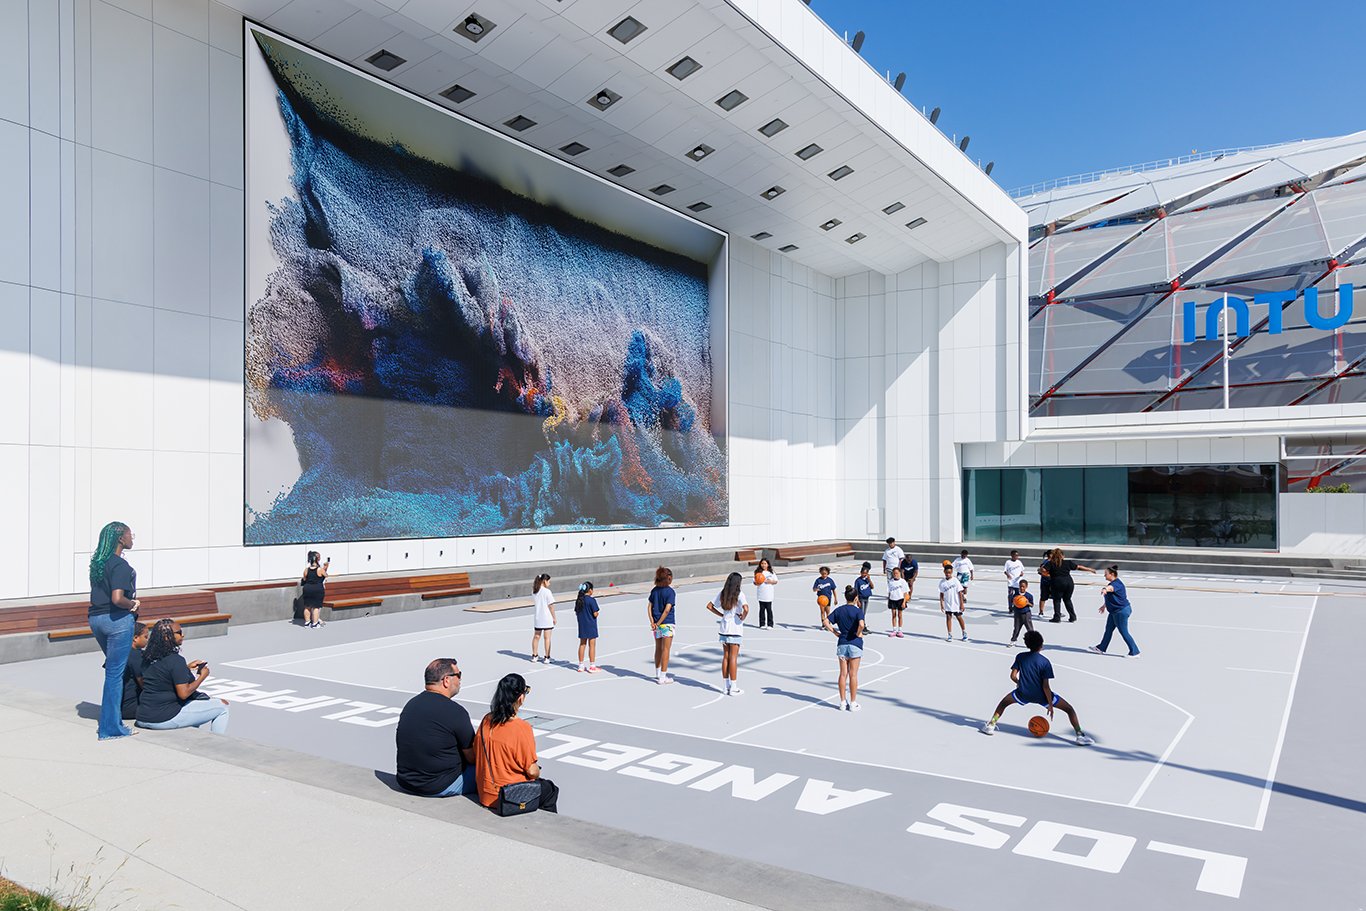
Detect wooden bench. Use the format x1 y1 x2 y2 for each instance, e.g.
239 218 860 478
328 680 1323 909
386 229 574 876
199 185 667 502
0 590 230 641
772 542 855 564
734 549 762 566
321 572 482 611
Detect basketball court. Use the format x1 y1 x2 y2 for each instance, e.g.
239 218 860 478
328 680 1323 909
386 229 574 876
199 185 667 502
2 566 1358 911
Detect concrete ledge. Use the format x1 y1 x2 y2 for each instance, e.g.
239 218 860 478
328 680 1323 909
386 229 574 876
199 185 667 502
0 683 941 911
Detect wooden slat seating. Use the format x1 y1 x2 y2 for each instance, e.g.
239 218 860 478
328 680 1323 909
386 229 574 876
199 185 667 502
322 572 482 610
734 549 762 566
772 542 855 564
0 590 229 641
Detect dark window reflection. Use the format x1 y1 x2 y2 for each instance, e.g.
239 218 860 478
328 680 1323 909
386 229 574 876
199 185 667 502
1128 465 1277 548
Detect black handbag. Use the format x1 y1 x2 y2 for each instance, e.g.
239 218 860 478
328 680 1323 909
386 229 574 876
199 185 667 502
496 781 542 817
292 596 304 622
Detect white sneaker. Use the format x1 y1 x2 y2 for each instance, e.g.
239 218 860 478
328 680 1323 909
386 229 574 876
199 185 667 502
1087 646 1104 655
945 635 953 641
981 721 996 735
961 634 968 641
1126 653 1141 659
839 700 849 711
729 687 744 696
659 674 674 685
1076 733 1094 746
849 702 862 712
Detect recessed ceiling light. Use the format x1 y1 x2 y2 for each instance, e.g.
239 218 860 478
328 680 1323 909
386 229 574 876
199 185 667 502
588 88 621 111
650 184 675 196
905 217 928 230
608 164 635 178
454 13 496 43
687 201 711 212
828 165 854 181
778 244 799 253
687 144 714 161
504 115 536 132
845 233 866 244
760 186 785 200
667 56 701 80
716 90 748 111
365 50 405 71
608 16 647 43
751 231 772 241
758 118 788 138
440 84 475 104
796 143 823 160
882 201 905 215
560 141 589 156
820 218 842 231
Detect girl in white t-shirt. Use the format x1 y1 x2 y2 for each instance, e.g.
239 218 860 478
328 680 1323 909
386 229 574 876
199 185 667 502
531 574 556 665
706 572 749 695
886 567 910 638
755 558 777 629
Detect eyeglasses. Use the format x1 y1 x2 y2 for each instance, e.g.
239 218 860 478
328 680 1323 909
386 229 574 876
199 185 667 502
444 671 462 680
172 630 184 637
523 686 532 695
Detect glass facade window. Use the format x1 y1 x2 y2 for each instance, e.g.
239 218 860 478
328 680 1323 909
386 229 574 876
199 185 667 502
964 465 1277 548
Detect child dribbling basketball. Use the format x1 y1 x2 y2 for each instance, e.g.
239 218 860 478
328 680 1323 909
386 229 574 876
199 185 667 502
981 630 1093 745
812 566 837 626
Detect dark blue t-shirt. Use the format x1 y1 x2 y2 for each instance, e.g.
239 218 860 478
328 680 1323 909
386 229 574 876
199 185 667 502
648 586 677 624
813 576 837 601
900 556 919 578
1012 650 1054 704
90 554 136 615
828 603 864 648
1103 578 1131 612
1012 592 1034 611
576 594 600 638
853 576 874 606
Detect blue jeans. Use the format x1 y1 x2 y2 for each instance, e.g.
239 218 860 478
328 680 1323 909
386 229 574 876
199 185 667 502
433 764 478 797
1098 608 1140 656
89 611 134 739
137 698 230 733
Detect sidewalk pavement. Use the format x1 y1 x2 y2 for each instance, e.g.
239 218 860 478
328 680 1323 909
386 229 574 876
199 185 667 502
0 685 766 911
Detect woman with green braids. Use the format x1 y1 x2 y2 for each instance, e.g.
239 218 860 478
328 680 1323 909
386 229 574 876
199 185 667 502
88 521 141 739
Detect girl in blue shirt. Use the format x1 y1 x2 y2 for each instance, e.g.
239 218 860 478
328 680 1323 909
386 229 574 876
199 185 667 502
1088 565 1141 658
575 581 601 673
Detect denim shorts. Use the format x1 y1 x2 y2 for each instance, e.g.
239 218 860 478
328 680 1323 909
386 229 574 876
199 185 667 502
718 634 742 645
835 643 863 660
654 624 674 639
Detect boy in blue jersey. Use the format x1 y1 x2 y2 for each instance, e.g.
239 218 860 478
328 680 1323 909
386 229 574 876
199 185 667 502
981 630 1093 745
812 566 838 625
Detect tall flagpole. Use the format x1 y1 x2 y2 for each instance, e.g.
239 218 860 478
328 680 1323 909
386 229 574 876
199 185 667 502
1222 291 1230 409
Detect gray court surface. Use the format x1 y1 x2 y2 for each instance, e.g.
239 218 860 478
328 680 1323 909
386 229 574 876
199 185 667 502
2 567 1360 911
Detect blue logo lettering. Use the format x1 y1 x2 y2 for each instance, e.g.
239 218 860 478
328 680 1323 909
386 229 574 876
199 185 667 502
1181 285 1353 343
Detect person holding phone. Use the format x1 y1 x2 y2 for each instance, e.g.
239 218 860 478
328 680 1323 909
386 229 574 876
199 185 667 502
134 619 229 734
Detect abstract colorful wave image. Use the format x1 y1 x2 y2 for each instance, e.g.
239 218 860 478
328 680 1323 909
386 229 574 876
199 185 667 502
244 39 726 545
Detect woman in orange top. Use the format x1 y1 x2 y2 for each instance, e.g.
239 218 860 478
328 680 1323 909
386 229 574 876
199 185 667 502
474 673 559 813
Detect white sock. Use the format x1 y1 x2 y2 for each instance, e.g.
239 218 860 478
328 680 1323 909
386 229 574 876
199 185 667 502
723 677 731 692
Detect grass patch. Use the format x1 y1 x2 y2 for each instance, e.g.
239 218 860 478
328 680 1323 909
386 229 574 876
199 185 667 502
0 877 69 911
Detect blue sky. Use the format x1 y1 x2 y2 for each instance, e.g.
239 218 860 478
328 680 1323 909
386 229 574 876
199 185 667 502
809 0 1361 194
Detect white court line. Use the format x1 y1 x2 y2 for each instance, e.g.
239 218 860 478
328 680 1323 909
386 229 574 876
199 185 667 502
1138 620 1302 633
1254 594 1318 831
1226 667 1294 675
720 666 911 741
1127 715 1195 808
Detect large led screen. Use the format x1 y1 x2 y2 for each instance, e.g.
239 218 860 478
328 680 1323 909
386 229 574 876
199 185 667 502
243 27 728 545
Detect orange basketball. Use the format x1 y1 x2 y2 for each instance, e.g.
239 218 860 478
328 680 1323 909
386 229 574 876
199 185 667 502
1028 715 1050 737
1013 594 1030 609
817 594 830 607
755 571 765 586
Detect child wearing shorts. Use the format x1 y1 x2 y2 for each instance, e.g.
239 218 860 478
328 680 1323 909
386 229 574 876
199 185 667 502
706 572 749 695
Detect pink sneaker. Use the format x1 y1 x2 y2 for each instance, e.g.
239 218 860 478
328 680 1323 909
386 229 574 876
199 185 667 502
896 630 905 638
587 665 602 673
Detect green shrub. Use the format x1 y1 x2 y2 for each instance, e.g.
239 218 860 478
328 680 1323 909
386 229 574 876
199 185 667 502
1306 483 1353 493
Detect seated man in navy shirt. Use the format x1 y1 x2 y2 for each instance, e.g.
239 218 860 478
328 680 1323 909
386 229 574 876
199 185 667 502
980 631 1093 745
395 658 477 796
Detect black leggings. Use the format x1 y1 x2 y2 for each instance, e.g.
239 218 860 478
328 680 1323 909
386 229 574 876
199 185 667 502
759 601 773 627
1050 580 1076 622
535 778 559 812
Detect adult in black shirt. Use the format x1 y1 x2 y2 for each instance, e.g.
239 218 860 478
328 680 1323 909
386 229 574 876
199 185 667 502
300 550 330 628
1046 548 1098 623
88 521 141 740
396 658 476 797
135 620 230 733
